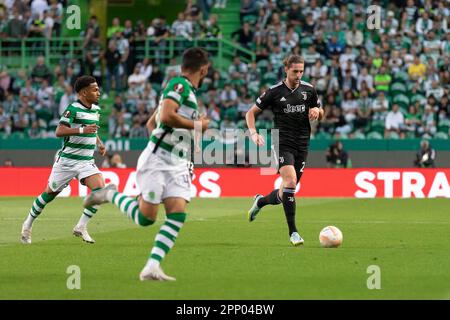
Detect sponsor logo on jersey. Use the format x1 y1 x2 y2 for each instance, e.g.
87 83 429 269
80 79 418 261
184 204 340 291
301 92 308 100
280 97 286 101
283 104 306 113
174 83 184 93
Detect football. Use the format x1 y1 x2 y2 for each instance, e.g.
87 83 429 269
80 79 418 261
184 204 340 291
319 226 343 248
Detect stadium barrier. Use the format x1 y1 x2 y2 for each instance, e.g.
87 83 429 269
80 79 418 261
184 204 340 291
1 168 449 198
0 36 255 70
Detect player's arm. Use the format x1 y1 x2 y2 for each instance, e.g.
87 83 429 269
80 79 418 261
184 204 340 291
96 135 106 156
55 123 98 137
146 110 157 133
246 105 265 146
247 89 273 146
309 88 324 121
160 98 209 131
245 104 262 135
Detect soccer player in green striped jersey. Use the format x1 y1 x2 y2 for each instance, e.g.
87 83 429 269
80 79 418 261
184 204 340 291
83 48 210 281
21 76 108 245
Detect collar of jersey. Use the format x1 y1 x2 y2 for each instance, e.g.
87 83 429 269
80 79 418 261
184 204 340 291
282 80 301 94
76 100 92 110
181 75 197 92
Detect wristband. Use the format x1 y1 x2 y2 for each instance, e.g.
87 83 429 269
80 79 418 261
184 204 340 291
251 132 258 136
79 127 84 134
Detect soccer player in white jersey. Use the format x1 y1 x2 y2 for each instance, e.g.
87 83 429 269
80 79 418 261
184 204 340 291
20 76 108 245
83 48 210 281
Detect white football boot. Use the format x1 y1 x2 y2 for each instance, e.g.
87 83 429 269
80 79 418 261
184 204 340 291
73 225 95 244
290 232 304 246
247 194 263 222
83 184 117 208
139 265 176 281
21 223 32 244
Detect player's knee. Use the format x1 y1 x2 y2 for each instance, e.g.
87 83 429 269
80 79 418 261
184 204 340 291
139 204 158 222
283 177 297 188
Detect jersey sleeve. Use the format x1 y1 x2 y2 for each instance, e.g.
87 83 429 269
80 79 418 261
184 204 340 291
162 79 189 106
310 88 321 108
255 88 273 110
59 106 76 126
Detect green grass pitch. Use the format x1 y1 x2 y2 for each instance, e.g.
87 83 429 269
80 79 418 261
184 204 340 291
0 197 449 300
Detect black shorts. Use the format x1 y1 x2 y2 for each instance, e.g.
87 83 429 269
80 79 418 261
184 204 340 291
274 146 308 183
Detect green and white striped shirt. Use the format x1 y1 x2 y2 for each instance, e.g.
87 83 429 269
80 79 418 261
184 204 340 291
58 101 100 165
150 76 199 163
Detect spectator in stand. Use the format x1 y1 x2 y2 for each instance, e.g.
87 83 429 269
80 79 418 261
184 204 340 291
232 22 253 50
414 140 436 168
171 12 193 40
83 15 101 48
385 103 405 138
49 0 63 37
104 40 122 96
201 14 221 38
326 141 351 168
31 0 49 18
3 158 14 167
110 153 127 168
0 105 12 135
408 55 427 81
42 9 54 39
31 56 52 84
107 17 124 40
374 66 392 93
128 65 146 89
3 9 27 53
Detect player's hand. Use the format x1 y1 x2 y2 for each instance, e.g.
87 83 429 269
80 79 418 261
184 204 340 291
309 107 320 121
82 124 99 134
97 143 106 156
250 132 265 146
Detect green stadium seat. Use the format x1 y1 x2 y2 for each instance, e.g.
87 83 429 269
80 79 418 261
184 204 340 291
390 82 407 92
242 15 257 24
255 120 264 130
410 94 426 105
265 121 274 130
315 131 332 139
387 131 400 139
256 59 269 74
10 131 26 139
370 120 385 135
437 124 449 133
236 119 247 130
208 120 220 129
300 38 313 49
366 131 383 139
392 94 410 110
406 82 420 92
393 71 409 82
405 131 416 139
262 72 277 86
352 131 366 139
434 132 448 139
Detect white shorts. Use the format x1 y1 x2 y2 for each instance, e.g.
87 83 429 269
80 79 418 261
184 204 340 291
48 159 102 192
136 145 191 204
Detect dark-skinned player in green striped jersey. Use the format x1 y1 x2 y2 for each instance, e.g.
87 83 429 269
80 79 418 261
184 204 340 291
83 48 210 281
21 76 108 245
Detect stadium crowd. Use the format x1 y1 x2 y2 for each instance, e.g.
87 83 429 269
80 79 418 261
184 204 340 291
0 0 449 141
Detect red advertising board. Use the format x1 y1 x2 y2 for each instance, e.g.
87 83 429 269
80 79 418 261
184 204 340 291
0 167 449 198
